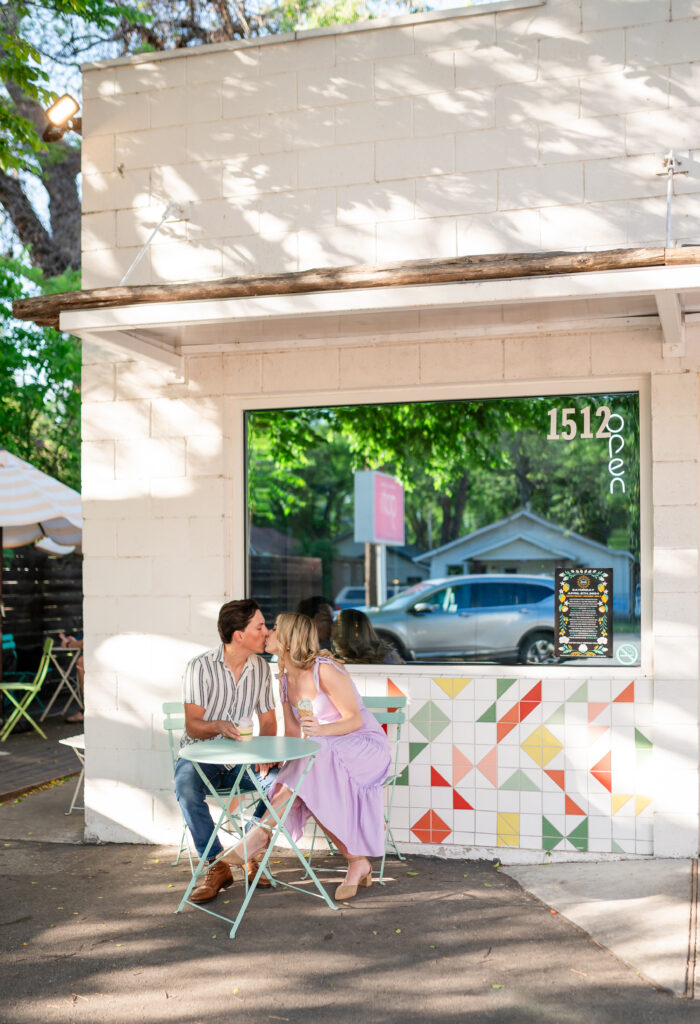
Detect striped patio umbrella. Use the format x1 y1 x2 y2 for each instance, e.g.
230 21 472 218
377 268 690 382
0 449 82 682
0 448 82 548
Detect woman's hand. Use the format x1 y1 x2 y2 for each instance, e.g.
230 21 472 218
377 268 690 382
300 714 324 737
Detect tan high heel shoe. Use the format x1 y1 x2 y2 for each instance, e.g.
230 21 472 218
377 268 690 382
335 867 373 901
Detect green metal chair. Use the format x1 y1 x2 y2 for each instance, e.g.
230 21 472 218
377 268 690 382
163 700 262 873
0 637 53 742
308 694 408 884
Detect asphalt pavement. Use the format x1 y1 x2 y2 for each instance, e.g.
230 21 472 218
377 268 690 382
1 783 700 1023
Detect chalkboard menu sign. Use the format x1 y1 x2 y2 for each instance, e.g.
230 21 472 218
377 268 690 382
555 569 613 659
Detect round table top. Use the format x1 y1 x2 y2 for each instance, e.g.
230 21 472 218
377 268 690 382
180 735 320 766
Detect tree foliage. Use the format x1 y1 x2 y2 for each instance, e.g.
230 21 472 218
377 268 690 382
0 256 81 489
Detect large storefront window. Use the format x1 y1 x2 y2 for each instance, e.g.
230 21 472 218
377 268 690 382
246 391 640 667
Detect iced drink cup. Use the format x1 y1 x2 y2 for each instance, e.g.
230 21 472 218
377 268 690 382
238 717 253 741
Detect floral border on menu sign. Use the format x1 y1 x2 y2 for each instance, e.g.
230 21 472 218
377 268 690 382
555 568 613 658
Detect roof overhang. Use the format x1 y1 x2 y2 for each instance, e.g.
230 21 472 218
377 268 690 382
14 248 700 377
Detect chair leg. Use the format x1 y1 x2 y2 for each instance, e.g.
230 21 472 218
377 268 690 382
0 697 48 742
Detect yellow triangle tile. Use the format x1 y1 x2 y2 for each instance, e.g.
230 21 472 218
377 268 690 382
635 796 653 816
612 794 633 815
497 812 520 847
432 677 472 699
521 726 563 767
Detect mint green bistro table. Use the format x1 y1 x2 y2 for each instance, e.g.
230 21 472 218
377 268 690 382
175 736 338 938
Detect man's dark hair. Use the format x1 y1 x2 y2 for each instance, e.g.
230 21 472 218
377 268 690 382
218 599 260 644
296 595 332 618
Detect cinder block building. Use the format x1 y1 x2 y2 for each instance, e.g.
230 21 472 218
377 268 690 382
16 0 700 861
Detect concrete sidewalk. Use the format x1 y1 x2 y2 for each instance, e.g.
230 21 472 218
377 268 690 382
1 785 699 1023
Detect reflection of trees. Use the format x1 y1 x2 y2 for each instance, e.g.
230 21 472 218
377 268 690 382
247 392 641 562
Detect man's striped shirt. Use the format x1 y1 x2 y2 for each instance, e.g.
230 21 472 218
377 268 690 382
179 645 275 751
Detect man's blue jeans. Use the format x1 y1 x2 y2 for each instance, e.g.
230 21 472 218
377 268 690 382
174 756 279 861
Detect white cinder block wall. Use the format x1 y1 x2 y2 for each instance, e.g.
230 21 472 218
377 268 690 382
78 0 700 858
81 0 700 288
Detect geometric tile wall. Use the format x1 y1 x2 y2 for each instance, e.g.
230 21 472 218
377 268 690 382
364 674 653 857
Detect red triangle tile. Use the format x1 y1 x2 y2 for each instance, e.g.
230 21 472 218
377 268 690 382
588 724 609 745
431 767 451 787
545 769 566 791
591 751 612 792
387 678 406 712
565 795 586 816
452 746 473 786
411 810 452 844
522 681 542 704
453 789 474 811
614 681 634 703
588 701 608 722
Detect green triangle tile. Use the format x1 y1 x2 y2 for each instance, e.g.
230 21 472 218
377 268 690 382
568 683 588 703
542 816 564 851
411 700 450 741
567 818 588 852
636 748 652 766
635 729 653 750
497 678 517 698
612 840 626 854
409 741 429 763
546 704 566 725
477 702 497 723
395 765 409 787
500 770 540 792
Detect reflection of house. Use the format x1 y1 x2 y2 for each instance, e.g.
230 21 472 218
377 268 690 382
415 510 635 615
249 526 321 622
332 532 429 596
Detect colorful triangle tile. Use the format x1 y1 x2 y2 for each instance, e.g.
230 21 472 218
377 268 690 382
612 793 633 815
497 678 517 698
478 702 497 723
588 701 608 723
567 818 588 852
409 741 428 763
612 840 626 854
497 703 520 743
411 810 452 844
431 767 451 787
500 770 539 792
546 704 566 725
521 726 563 768
614 681 635 703
411 700 450 741
433 677 472 699
588 724 609 745
565 795 586 816
590 751 612 793
635 729 652 750
388 678 407 699
476 746 499 787
568 682 588 703
452 745 473 786
395 765 409 787
542 815 564 851
497 812 520 847
521 681 542 705
545 769 566 791
635 795 653 816
453 789 474 811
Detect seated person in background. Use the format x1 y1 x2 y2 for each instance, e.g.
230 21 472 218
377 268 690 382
174 599 279 904
296 595 334 649
59 632 84 723
224 613 391 901
333 608 404 665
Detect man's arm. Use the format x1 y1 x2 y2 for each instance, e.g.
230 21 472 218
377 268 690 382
257 708 277 737
184 702 241 741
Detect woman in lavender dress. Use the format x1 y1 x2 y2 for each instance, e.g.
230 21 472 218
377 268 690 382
225 612 391 900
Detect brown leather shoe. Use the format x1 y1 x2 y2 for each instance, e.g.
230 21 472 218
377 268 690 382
247 858 272 888
190 859 233 903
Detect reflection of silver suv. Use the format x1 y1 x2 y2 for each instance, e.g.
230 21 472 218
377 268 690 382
366 574 556 665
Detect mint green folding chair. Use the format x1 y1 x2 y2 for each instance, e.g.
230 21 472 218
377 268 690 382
0 637 53 742
163 701 262 873
307 694 408 884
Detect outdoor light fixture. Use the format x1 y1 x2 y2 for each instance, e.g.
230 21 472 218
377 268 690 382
42 94 82 142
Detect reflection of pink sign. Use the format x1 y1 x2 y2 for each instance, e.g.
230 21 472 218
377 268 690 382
374 474 404 544
354 470 405 545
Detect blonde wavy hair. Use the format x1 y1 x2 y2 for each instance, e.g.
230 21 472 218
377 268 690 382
275 612 342 673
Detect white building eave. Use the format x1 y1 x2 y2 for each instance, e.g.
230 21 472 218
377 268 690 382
61 263 700 375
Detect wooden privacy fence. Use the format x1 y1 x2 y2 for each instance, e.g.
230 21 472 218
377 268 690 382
2 546 83 670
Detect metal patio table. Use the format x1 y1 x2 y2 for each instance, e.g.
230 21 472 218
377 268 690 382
175 735 337 938
39 647 82 721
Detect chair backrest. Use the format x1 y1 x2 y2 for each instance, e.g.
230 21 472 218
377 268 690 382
364 695 407 783
162 700 185 768
34 637 54 690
